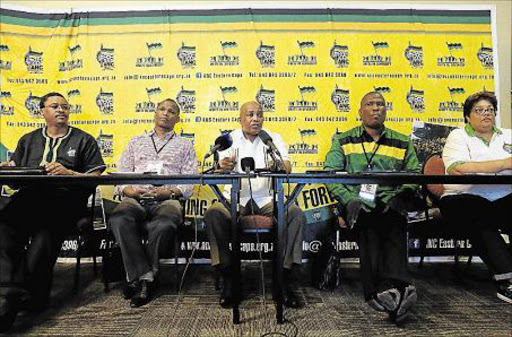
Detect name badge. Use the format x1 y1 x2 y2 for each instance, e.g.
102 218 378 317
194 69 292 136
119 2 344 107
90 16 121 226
359 184 378 202
146 162 164 175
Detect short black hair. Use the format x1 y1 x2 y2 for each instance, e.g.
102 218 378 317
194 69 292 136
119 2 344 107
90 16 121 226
156 98 180 114
39 92 66 109
463 91 497 123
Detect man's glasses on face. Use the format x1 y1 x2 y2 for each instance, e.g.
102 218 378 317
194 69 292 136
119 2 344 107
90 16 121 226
472 107 496 116
45 104 70 111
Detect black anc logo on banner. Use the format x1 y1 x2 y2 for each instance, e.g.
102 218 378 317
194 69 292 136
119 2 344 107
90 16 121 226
210 41 239 66
363 41 391 66
209 86 239 112
176 86 196 113
437 42 465 67
59 44 83 72
25 47 43 74
1 91 14 116
96 88 114 114
97 44 115 70
135 87 160 113
25 91 42 118
179 128 195 140
331 85 350 112
407 86 425 112
289 129 318 155
477 43 493 69
97 130 114 158
136 42 164 67
255 85 275 112
404 42 423 68
288 40 317 65
374 86 393 111
439 87 465 112
256 41 275 68
330 40 349 68
66 89 82 114
288 86 318 111
0 44 12 70
177 42 196 69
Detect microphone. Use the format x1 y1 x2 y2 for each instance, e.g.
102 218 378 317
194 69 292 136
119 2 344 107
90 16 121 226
258 130 281 157
204 133 233 159
240 157 255 173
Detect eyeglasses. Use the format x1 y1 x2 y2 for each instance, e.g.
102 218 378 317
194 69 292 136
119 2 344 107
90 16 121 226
472 107 496 116
45 104 70 110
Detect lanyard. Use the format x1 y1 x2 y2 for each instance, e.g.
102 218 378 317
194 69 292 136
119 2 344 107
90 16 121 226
361 141 381 170
151 132 174 155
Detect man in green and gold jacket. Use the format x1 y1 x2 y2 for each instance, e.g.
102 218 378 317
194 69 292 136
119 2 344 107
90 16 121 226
324 91 420 324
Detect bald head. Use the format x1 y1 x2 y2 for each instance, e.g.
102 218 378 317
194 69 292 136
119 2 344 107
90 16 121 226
240 101 261 117
360 92 385 109
359 91 386 130
240 101 263 139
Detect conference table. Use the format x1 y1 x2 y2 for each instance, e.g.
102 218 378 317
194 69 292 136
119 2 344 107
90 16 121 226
2 172 512 325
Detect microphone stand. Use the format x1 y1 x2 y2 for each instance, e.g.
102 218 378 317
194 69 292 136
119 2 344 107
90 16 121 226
201 151 219 174
266 148 285 173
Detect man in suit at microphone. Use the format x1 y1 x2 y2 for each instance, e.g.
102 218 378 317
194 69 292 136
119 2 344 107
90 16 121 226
204 101 306 309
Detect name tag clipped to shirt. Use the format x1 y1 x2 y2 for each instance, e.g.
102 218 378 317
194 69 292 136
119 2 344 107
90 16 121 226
359 183 378 202
145 162 164 175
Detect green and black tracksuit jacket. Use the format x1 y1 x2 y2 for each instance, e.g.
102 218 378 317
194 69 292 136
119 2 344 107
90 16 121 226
324 124 420 209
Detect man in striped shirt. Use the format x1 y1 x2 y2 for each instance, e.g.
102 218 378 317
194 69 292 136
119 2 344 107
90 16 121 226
324 91 420 323
109 98 198 308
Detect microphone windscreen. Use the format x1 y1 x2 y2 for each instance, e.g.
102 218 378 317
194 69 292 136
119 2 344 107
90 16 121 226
258 130 272 144
240 157 255 172
215 133 233 151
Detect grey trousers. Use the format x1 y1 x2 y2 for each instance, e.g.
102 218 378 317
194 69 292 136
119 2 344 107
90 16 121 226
109 198 182 282
204 200 305 269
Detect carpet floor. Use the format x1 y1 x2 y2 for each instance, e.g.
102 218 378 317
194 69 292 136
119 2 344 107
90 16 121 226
2 261 511 337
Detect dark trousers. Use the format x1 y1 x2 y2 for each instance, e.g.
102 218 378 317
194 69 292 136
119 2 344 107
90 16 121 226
440 193 512 282
0 189 83 304
356 210 411 301
109 198 181 282
204 200 305 269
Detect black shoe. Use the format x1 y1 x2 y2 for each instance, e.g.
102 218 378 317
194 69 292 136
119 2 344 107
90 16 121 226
283 267 303 308
0 296 17 333
122 280 140 300
497 282 512 304
283 287 302 308
390 285 417 324
130 280 154 308
219 271 233 309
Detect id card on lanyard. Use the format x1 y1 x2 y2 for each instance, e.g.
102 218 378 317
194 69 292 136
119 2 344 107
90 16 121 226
359 141 380 202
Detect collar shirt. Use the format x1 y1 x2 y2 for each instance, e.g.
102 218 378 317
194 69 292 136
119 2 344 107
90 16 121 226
115 129 198 199
219 128 290 207
442 124 512 201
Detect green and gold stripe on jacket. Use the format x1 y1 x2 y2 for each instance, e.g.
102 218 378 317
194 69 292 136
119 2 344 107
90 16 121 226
324 125 420 209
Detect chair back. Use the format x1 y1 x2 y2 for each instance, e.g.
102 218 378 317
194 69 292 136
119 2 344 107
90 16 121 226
239 215 274 233
422 153 445 199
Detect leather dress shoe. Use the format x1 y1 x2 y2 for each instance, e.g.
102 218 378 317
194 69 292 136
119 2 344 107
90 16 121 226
0 296 17 333
130 280 154 308
283 287 303 308
122 281 140 300
219 275 233 309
